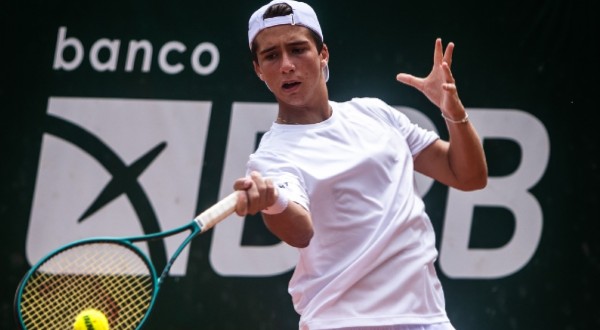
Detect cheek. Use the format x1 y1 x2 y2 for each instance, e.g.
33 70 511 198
258 61 279 76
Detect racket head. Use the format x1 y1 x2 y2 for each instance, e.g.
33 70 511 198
15 238 158 330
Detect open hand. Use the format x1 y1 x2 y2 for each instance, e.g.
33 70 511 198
396 38 464 116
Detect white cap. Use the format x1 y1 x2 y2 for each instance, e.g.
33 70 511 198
248 0 329 81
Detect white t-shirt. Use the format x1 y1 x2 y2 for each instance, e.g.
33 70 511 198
247 97 449 330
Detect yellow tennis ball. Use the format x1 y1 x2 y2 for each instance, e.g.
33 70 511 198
73 308 109 330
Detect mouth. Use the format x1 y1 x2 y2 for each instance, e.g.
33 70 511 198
282 81 301 91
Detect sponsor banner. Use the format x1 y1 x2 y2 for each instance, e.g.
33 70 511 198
1 1 596 329
28 97 212 275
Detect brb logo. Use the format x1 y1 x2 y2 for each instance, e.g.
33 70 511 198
213 105 550 279
27 97 550 280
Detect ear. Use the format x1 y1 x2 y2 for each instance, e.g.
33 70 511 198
253 61 264 81
320 44 329 69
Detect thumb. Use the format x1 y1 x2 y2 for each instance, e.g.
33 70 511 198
234 190 249 216
396 73 421 90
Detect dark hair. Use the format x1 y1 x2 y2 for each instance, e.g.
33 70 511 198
251 3 324 62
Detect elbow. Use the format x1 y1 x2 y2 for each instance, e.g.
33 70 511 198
475 166 489 190
287 230 314 248
457 170 488 191
468 176 488 191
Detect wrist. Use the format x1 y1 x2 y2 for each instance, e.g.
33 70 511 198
441 112 469 124
262 188 289 215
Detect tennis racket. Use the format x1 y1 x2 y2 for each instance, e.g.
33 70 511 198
14 191 239 330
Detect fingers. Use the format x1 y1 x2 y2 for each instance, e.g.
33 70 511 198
233 171 278 216
434 38 454 68
397 38 458 109
250 172 277 213
442 83 457 92
235 190 248 216
433 38 443 65
443 42 454 68
233 177 252 190
398 39 454 86
441 62 458 97
441 62 455 84
440 61 463 112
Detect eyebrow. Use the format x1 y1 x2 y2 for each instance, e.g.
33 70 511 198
258 40 311 56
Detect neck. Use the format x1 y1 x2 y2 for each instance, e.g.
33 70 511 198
276 103 332 125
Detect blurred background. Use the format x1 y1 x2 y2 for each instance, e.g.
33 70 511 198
1 0 598 329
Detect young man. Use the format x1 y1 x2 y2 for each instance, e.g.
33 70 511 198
233 1 487 329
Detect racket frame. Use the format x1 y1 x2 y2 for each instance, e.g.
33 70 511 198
14 192 238 330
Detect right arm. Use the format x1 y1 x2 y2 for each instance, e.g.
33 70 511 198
234 171 313 248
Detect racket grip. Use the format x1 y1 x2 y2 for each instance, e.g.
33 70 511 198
194 192 238 233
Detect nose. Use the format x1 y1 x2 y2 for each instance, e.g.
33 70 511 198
280 52 295 73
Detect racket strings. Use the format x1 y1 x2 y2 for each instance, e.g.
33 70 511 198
19 242 155 330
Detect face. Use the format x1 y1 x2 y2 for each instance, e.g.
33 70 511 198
253 25 329 110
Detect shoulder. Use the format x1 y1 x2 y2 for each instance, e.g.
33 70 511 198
335 97 409 124
343 97 391 110
332 97 390 117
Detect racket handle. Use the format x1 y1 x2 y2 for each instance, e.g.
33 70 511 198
194 192 239 233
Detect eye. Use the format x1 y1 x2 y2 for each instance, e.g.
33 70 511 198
262 51 278 61
265 53 277 60
292 47 307 55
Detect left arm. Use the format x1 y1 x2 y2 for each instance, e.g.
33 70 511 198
397 38 487 191
414 121 487 191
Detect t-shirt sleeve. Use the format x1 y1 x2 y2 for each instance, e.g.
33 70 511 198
246 152 310 212
397 113 439 156
362 97 439 156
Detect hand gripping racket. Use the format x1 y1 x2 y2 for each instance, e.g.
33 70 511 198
14 192 239 330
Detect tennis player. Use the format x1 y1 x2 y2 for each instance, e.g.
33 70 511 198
233 1 488 329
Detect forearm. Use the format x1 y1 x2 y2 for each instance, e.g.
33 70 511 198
445 115 488 190
262 202 313 248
